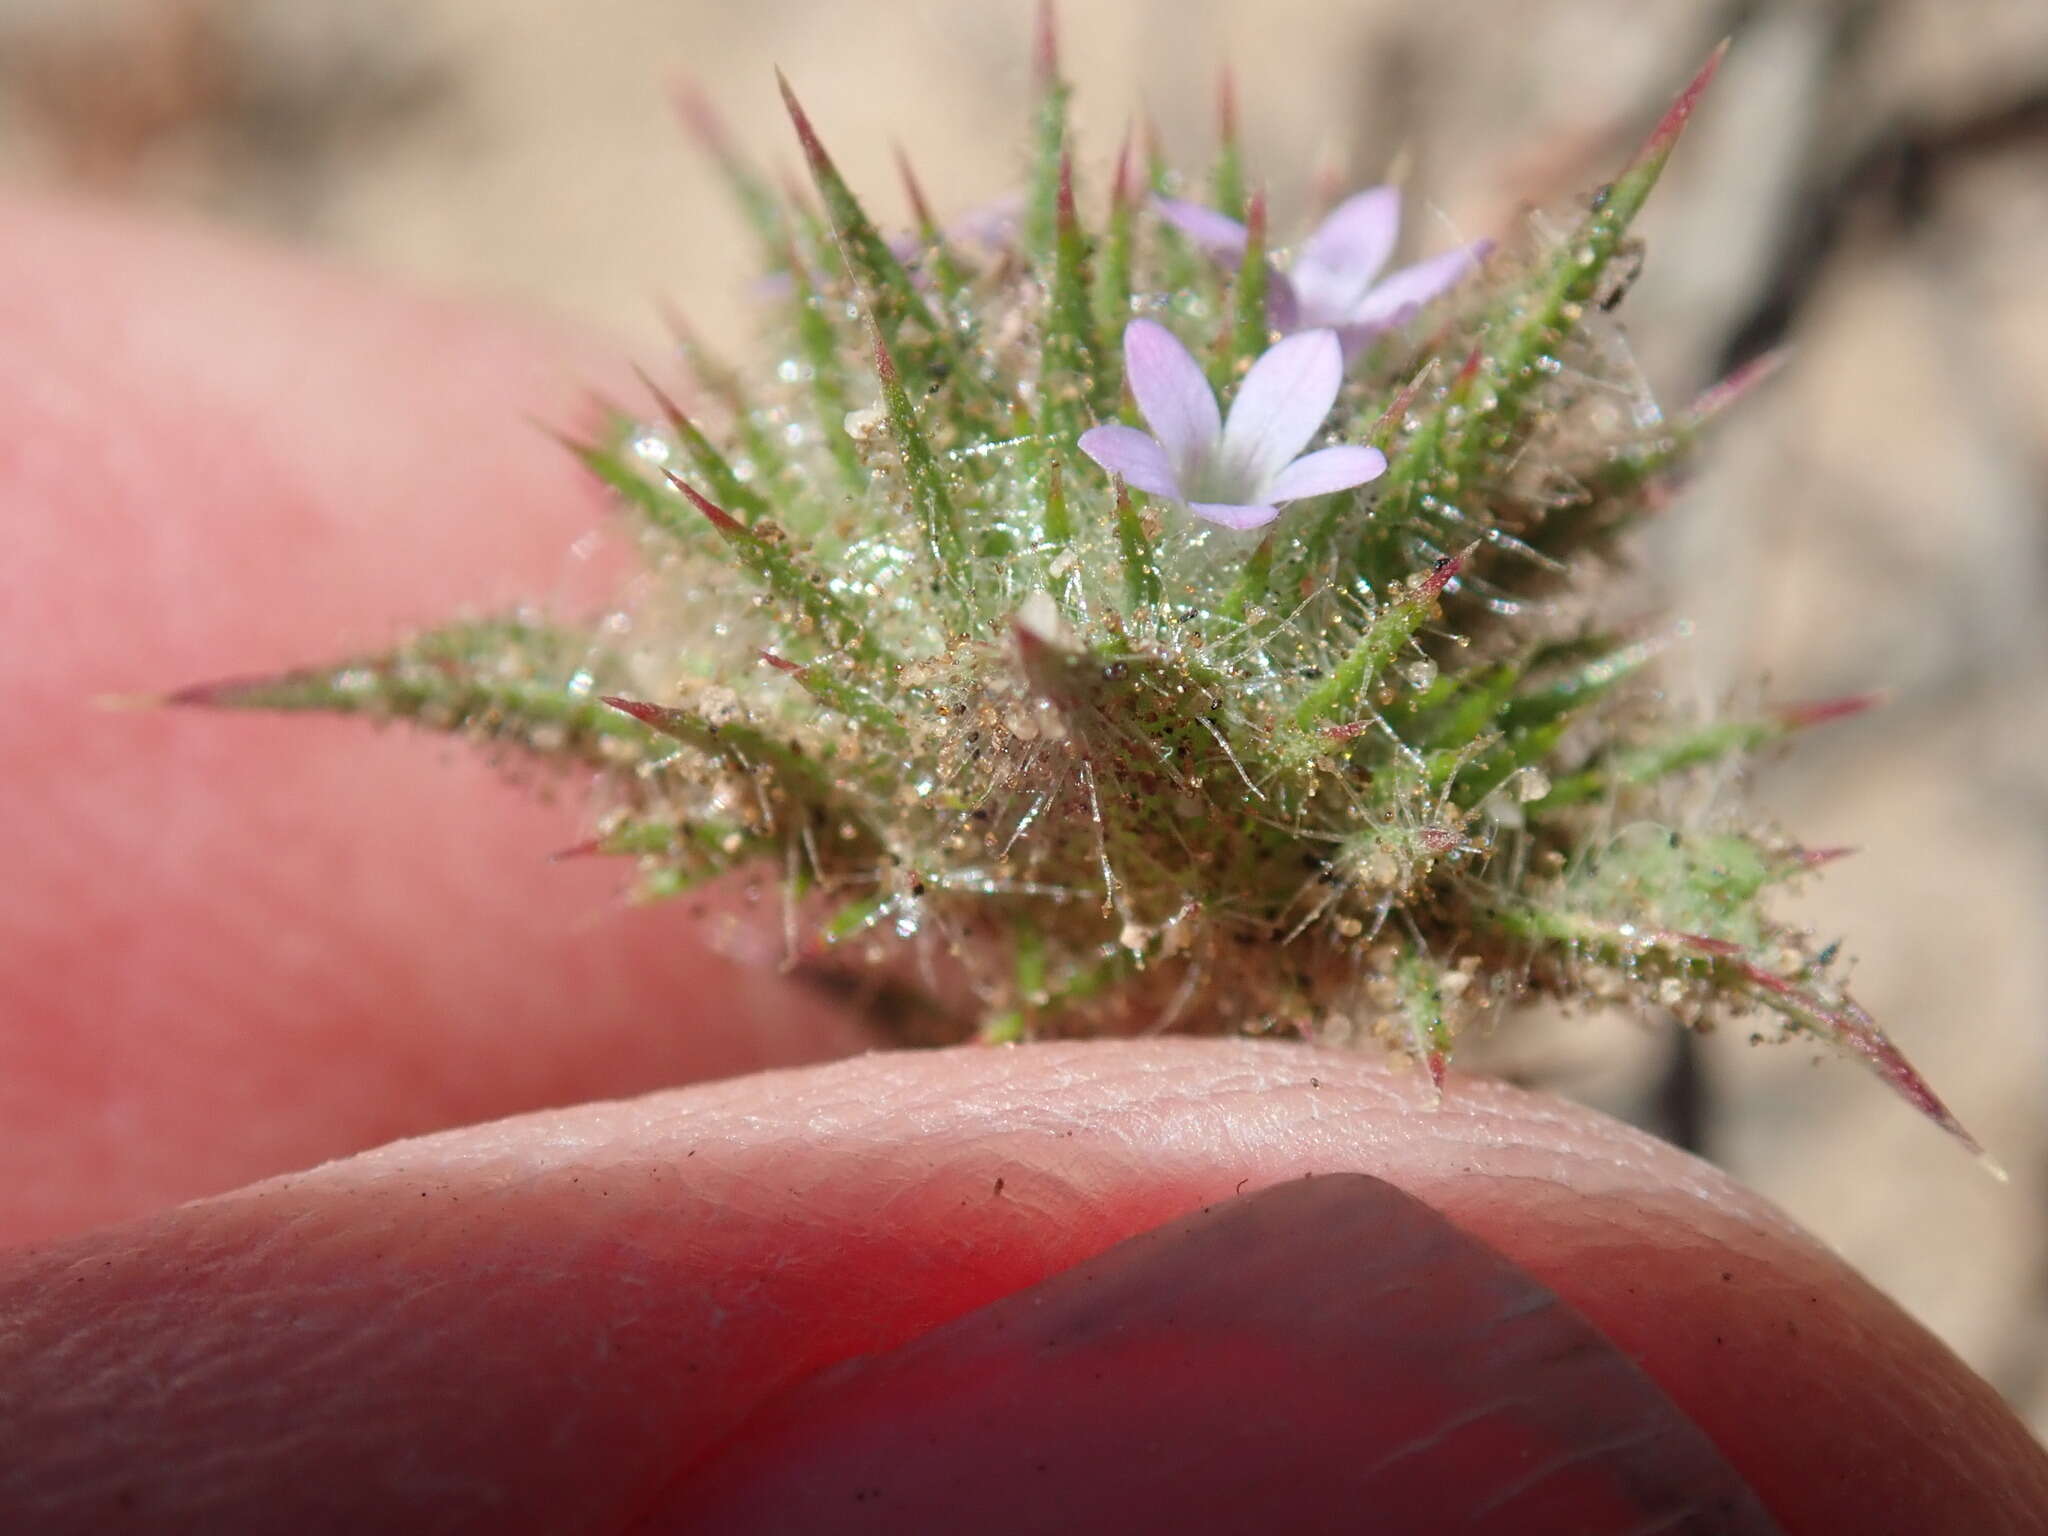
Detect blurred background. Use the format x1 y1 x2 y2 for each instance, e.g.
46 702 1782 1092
3 0 2042 1436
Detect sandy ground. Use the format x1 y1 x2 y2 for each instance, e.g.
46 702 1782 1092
4 0 2044 1434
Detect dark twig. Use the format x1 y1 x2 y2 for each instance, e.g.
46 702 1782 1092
1715 81 2048 376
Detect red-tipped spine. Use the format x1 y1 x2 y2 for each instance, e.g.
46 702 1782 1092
1370 362 1437 445
601 695 669 728
1787 845 1857 869
775 69 834 181
1639 40 1730 171
1418 551 1465 600
662 470 745 534
670 78 736 166
1033 0 1060 90
894 144 938 234
1686 346 1789 426
1773 692 1883 731
1736 961 1982 1156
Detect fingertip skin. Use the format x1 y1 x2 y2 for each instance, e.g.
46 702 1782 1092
0 193 865 1241
654 1174 1785 1535
0 1042 2041 1534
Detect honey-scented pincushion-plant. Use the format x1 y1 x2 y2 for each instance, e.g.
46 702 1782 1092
172 19 1984 1158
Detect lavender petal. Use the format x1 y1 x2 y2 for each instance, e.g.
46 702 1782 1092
1186 500 1281 531
1266 269 1303 334
1123 319 1223 475
1290 186 1402 326
1153 197 1251 262
1346 239 1492 332
1266 444 1389 504
1077 424 1182 499
1219 328 1344 495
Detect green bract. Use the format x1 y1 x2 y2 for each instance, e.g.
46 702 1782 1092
177 27 1979 1154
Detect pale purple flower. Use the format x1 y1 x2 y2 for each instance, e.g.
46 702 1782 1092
1156 187 1490 358
1077 320 1386 532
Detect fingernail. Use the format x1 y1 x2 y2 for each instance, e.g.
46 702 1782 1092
644 1174 1780 1534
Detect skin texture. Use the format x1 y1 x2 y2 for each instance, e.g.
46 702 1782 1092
0 192 866 1244
1 192 2044 1532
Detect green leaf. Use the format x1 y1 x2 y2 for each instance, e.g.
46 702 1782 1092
1408 661 1521 752
1581 348 1785 501
824 890 890 942
1114 482 1163 614
1291 555 1461 732
1042 456 1075 550
1393 942 1453 1091
602 694 849 822
1219 531 1276 625
1023 2 1071 268
1483 890 1981 1156
873 331 974 631
785 257 870 490
559 425 699 551
1037 155 1098 448
894 146 972 311
760 651 907 740
673 82 790 275
1226 189 1270 377
169 620 651 773
1091 132 1135 392
1207 68 1245 220
1355 46 1726 590
981 943 1134 1044
1529 691 1875 812
1498 636 1660 733
661 310 793 494
778 72 953 384
666 474 883 662
633 371 774 523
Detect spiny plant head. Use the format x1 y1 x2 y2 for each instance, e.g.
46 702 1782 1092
175 15 1982 1158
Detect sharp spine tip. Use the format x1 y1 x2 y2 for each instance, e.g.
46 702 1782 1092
1641 39 1729 164
775 69 829 166
1688 347 1789 423
662 470 744 532
1420 552 1466 598
670 78 731 157
1033 0 1060 87
1789 844 1857 869
1773 692 1883 730
600 695 660 724
894 144 937 228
